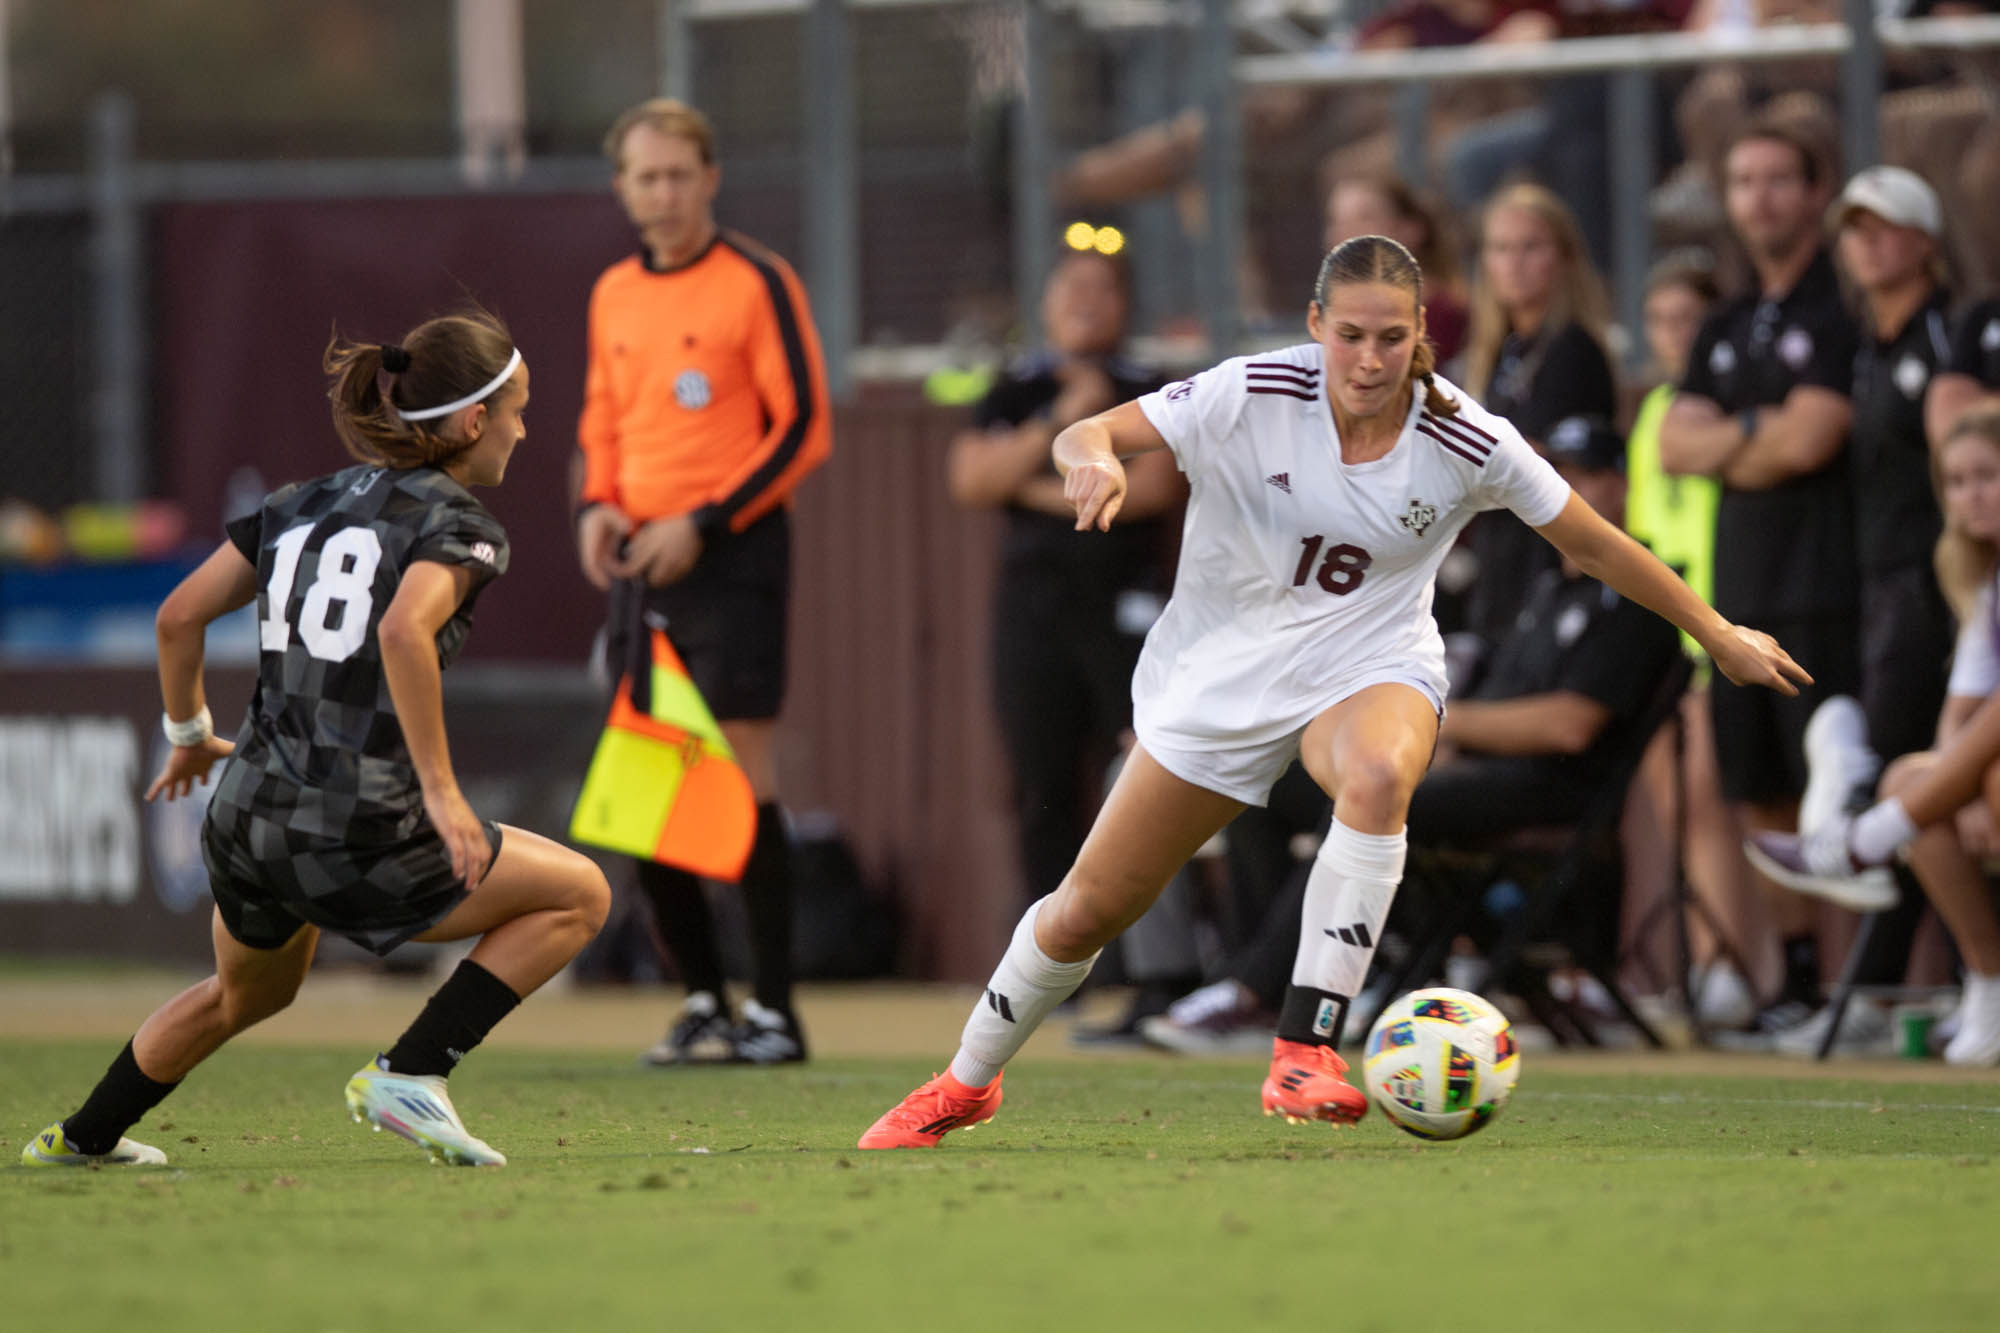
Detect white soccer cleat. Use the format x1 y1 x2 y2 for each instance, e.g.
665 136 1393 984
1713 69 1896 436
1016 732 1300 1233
20 1122 168 1168
1743 819 1898 913
344 1058 506 1167
1944 973 2000 1068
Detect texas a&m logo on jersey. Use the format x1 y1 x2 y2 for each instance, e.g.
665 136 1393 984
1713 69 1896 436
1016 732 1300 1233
1398 499 1438 537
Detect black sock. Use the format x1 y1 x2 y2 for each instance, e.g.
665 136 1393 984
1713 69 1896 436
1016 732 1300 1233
636 860 730 1000
1781 934 1821 1005
740 802 796 1014
64 1040 178 1156
1277 985 1350 1048
383 960 521 1077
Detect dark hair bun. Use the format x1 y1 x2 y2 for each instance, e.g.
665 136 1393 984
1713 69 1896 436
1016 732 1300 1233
379 344 412 373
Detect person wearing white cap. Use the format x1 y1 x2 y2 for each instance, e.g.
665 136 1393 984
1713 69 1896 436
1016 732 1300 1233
1744 165 1960 1055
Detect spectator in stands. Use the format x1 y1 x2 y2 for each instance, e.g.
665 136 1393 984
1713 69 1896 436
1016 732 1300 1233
1323 172 1469 366
1455 183 1618 652
1758 165 1961 1056
947 243 1181 933
1621 249 1764 1028
1055 2 1553 325
1747 408 2000 1066
1142 417 1681 1053
1440 0 1695 270
1659 113 1863 1038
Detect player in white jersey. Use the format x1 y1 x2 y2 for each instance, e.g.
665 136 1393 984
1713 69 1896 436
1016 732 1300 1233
860 235 1809 1148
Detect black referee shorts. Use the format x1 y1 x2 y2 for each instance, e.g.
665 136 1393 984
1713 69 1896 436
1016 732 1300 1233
202 800 502 955
608 509 791 722
1709 614 1861 804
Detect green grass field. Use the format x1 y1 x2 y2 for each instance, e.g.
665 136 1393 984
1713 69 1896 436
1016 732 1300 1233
7 1034 2000 1333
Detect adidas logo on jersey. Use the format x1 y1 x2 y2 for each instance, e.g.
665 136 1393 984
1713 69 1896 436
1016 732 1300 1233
1265 472 1292 494
1322 921 1374 948
470 541 497 565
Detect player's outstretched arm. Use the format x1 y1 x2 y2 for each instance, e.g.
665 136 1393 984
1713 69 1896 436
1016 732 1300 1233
380 560 490 888
1533 491 1812 696
1053 400 1169 532
147 541 258 802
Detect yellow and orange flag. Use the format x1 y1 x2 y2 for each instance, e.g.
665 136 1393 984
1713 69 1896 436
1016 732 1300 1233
569 622 756 881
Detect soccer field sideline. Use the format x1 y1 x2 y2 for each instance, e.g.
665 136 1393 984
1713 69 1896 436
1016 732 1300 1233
8 964 2000 1086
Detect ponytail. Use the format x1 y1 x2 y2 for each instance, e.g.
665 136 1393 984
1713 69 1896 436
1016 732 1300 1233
1409 335 1457 417
323 307 516 471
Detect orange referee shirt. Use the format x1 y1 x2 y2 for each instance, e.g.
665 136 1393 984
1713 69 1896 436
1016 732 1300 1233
578 230 832 535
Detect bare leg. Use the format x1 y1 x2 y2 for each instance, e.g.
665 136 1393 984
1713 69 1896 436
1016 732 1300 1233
1682 690 1769 988
414 824 611 997
1035 745 1246 962
132 910 319 1083
1889 755 2000 975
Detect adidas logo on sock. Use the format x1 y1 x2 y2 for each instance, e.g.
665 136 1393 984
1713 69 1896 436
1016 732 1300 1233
1322 922 1373 948
1265 472 1292 493
984 988 1015 1023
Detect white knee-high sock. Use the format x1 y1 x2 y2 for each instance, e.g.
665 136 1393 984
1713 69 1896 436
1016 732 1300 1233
949 898 1098 1087
1279 819 1407 1044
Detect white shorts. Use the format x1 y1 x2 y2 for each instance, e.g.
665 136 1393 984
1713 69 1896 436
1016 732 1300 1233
1135 670 1445 806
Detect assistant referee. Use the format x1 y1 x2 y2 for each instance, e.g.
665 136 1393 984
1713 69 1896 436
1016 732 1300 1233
576 98 832 1065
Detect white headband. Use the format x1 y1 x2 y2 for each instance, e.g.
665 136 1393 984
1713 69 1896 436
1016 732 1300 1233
395 348 522 422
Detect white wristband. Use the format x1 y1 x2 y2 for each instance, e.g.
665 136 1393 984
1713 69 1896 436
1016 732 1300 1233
163 706 214 748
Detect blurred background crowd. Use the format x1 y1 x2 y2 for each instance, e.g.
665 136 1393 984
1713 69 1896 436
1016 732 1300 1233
8 0 2000 1063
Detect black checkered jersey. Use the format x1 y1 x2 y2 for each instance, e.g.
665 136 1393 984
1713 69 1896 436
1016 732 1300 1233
213 464 509 844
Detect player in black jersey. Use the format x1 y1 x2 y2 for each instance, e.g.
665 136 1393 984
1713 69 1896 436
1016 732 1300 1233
21 310 610 1170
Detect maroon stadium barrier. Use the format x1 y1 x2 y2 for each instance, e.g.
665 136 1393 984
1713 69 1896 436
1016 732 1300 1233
26 198 1028 977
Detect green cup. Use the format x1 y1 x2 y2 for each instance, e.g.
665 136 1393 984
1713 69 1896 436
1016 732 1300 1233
1897 1009 1937 1059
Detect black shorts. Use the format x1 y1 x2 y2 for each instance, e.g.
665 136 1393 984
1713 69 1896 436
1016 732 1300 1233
607 510 791 722
202 801 502 955
1859 564 1953 764
1709 614 1862 803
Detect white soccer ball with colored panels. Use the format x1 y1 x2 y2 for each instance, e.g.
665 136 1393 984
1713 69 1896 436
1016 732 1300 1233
1363 987 1520 1141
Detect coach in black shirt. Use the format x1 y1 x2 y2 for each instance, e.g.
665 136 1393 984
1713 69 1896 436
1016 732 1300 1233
1661 114 1864 1023
1836 166 1956 765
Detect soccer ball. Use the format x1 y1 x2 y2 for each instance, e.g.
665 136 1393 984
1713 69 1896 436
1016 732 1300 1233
1362 987 1520 1141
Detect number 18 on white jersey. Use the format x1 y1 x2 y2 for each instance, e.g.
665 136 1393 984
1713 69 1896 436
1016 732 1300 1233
1130 343 1571 750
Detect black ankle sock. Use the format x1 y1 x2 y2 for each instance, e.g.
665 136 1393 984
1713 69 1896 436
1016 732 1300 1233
1781 934 1822 1004
64 1040 178 1156
1277 985 1349 1048
383 960 521 1077
740 802 796 1013
636 860 729 998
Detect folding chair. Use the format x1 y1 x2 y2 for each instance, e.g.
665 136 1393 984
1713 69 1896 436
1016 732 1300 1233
1363 653 1697 1047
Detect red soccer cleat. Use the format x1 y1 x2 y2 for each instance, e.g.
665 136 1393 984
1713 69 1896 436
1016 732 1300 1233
1261 1037 1368 1125
858 1069 1005 1149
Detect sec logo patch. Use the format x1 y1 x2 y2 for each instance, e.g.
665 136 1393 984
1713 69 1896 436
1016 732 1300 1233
675 369 713 410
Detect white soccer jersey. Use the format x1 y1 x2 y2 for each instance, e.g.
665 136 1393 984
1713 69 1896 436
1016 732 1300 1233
1132 342 1572 748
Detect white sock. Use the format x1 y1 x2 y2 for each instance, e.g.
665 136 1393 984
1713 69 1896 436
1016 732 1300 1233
1850 797 1917 865
949 897 1097 1087
1290 820 1407 1030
